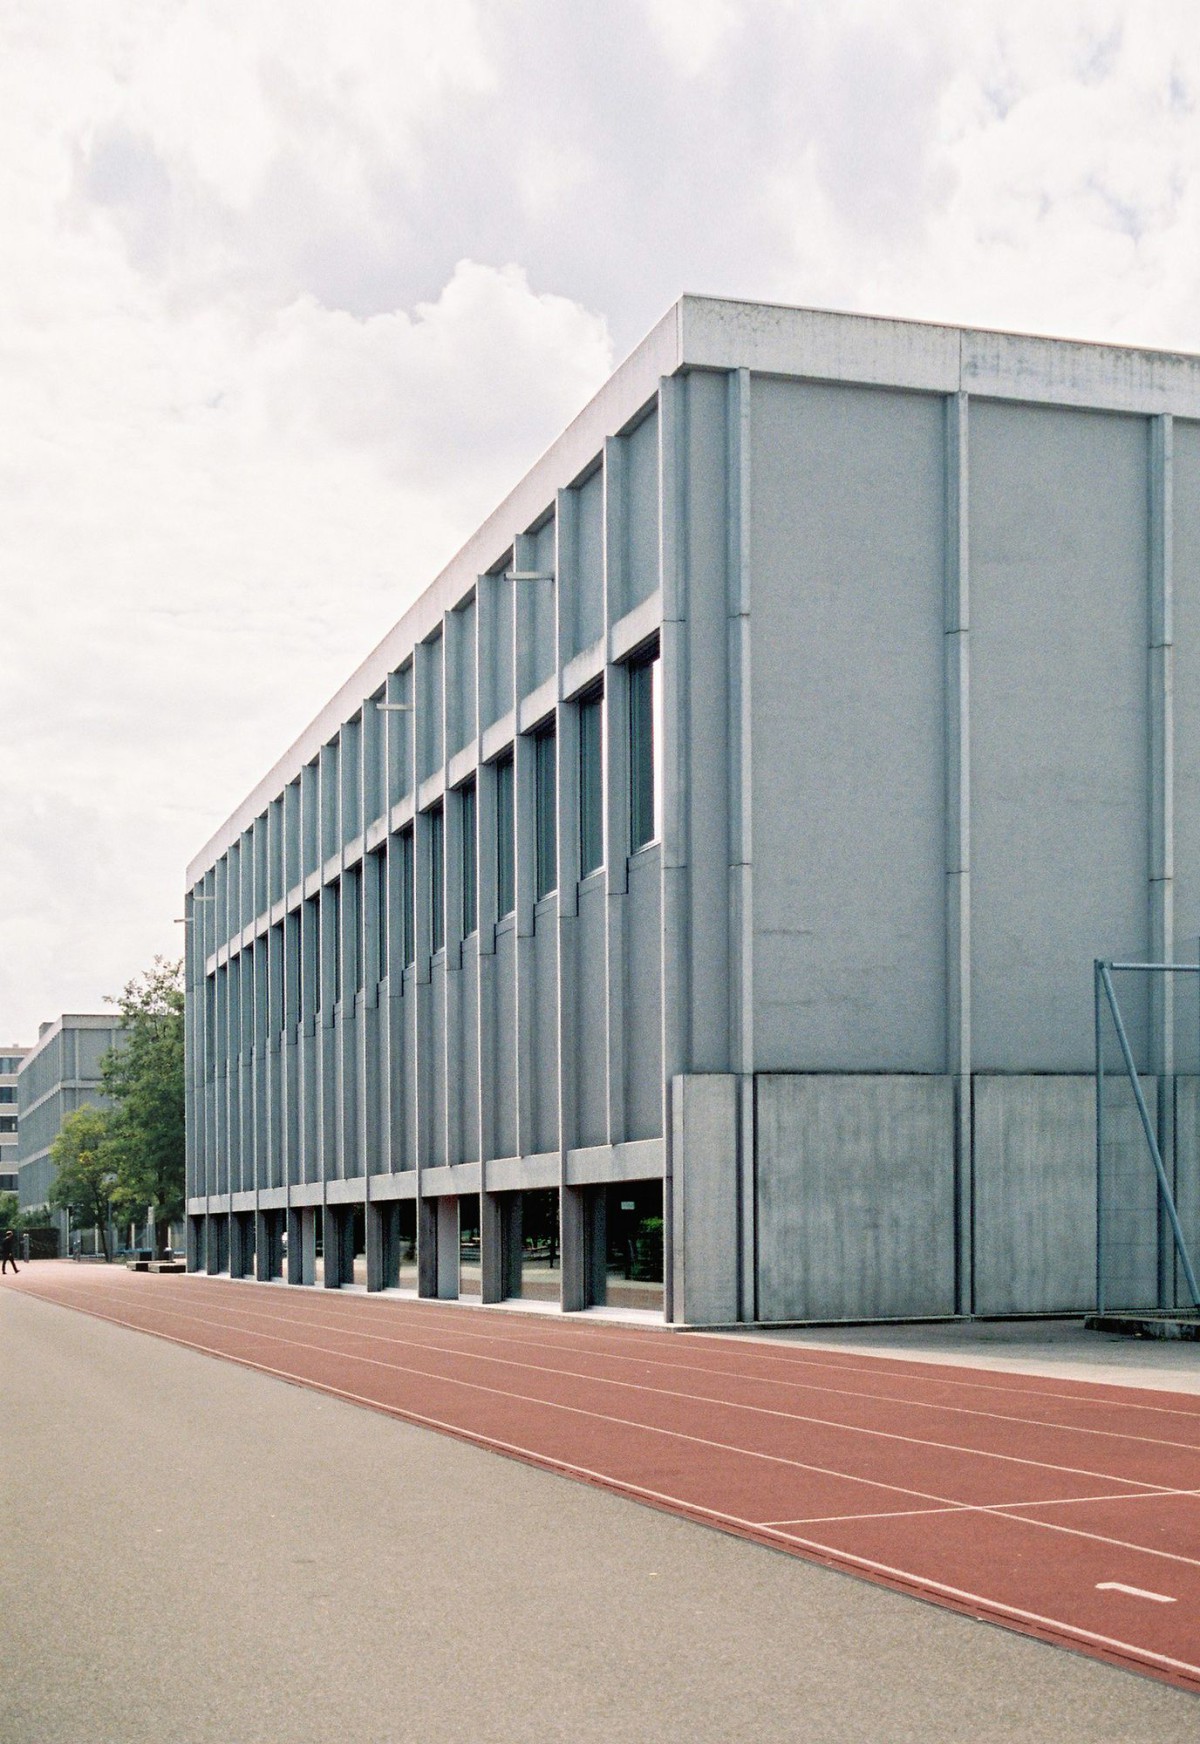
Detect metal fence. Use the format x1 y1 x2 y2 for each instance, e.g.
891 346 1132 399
1094 958 1200 1315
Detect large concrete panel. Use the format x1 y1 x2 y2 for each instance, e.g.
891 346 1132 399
973 1073 1162 1314
970 403 1149 1070
671 1074 739 1324
973 1075 1095 1314
756 1075 955 1321
749 378 947 1072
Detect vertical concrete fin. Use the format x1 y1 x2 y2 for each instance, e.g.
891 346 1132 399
726 367 756 1322
945 390 972 1314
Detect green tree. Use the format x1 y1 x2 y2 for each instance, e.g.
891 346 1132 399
102 958 185 1258
0 1191 17 1231
48 1105 117 1259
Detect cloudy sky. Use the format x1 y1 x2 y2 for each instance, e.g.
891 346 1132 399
3 0 1200 1042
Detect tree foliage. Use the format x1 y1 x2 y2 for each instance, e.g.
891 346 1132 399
48 1105 118 1259
102 958 185 1257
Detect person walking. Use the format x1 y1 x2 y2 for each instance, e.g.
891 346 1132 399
1 1228 18 1275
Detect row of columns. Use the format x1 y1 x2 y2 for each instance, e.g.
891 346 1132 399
189 1186 611 1306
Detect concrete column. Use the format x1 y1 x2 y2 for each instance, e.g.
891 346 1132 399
287 1206 315 1285
186 1214 205 1273
227 1212 245 1278
436 1196 459 1299
479 1189 504 1303
417 1196 438 1298
944 391 973 1316
602 436 628 1152
1150 413 1176 1306
254 1210 273 1281
658 373 690 1326
366 1200 399 1291
562 1184 605 1312
726 370 756 1323
555 488 584 1310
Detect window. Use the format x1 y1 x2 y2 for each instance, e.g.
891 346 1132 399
495 753 515 918
535 724 557 900
629 651 661 851
400 827 415 967
328 880 341 1006
369 848 387 984
0 1087 14 1104
459 779 477 936
578 689 603 877
0 1118 15 1134
0 1058 20 1074
428 803 445 953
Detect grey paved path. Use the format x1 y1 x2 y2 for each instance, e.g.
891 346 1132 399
727 1315 1200 1394
3 1284 1197 1743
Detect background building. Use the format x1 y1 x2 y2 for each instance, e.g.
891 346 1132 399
0 1046 28 1193
19 1015 122 1251
186 296 1200 1323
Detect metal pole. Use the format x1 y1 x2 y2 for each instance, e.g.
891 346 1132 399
1100 964 1200 1308
1094 960 1105 1315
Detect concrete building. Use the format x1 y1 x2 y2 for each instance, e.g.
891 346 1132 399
0 1046 28 1193
185 296 1200 1323
19 1016 123 1248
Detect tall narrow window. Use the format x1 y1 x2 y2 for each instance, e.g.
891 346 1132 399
400 828 415 967
535 724 557 900
370 848 388 984
629 652 660 851
578 689 603 877
428 804 445 953
460 779 477 936
495 753 515 918
328 880 342 1006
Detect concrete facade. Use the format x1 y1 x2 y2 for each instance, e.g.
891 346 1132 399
186 297 1200 1322
18 1017 122 1236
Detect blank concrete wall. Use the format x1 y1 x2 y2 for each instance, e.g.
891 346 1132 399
755 1074 955 1321
970 404 1150 1071
748 380 947 1072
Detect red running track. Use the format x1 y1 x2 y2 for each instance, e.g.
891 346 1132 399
7 1264 1200 1694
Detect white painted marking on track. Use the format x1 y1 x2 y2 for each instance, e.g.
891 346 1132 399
1096 1581 1176 1604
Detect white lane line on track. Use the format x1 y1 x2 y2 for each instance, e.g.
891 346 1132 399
132 1271 1200 1435
27 1285 1200 1579
101 1283 1200 1484
162 1273 1200 1437
761 1489 1200 1529
1096 1582 1177 1603
13 1284 1200 1689
154 1287 1200 1452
